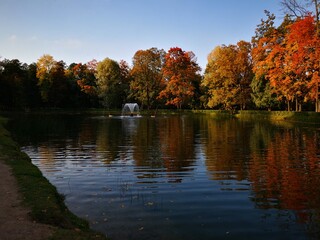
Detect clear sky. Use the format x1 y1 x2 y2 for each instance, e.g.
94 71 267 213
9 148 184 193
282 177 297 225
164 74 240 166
0 0 284 70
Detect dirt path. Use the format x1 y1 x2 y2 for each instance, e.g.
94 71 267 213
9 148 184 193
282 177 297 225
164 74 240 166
0 160 54 240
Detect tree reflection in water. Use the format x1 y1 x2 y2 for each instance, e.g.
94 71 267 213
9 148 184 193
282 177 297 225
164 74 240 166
9 113 320 239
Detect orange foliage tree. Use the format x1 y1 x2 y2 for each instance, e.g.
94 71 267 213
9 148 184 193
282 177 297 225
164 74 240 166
253 14 320 111
251 11 282 110
158 47 201 109
284 15 319 111
72 61 97 96
202 41 253 110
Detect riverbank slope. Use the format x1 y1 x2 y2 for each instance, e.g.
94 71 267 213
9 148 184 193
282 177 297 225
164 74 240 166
0 116 108 240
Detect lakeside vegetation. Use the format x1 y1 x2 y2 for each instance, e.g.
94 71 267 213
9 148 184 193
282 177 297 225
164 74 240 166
0 116 108 240
191 109 320 123
235 110 320 123
1 1 320 113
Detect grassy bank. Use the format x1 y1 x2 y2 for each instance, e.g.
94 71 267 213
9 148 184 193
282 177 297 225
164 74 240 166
0 117 108 240
235 110 320 123
192 109 320 123
192 110 234 119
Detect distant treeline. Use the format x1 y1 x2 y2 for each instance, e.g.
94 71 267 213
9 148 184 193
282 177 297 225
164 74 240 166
1 9 320 112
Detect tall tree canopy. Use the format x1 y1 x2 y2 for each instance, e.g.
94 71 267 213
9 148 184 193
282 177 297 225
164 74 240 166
130 48 165 109
158 47 201 109
0 59 28 109
65 60 99 107
252 14 320 111
202 41 253 110
281 0 320 111
36 54 56 103
251 11 280 110
73 60 97 96
284 15 319 110
119 60 132 104
36 55 69 107
95 58 123 108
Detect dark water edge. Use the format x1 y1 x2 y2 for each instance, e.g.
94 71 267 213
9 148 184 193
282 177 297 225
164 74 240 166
0 115 108 240
5 112 320 240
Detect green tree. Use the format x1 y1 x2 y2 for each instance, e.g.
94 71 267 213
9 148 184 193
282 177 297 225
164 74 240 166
250 75 278 110
95 58 123 108
130 48 165 109
0 59 28 109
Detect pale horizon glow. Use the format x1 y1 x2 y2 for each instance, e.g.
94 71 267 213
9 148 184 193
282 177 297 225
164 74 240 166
0 0 283 70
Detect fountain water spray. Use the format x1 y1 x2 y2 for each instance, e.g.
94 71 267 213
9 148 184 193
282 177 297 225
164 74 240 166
121 103 140 116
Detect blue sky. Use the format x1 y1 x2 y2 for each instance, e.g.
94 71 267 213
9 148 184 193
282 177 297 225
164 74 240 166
0 0 283 70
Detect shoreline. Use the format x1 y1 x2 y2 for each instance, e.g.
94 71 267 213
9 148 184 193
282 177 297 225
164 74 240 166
192 109 320 124
0 117 108 240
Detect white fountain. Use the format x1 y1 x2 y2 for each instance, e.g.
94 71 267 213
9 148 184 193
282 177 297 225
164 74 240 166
121 103 140 117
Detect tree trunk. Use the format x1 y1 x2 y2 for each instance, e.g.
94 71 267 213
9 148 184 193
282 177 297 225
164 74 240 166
316 79 320 112
316 98 320 112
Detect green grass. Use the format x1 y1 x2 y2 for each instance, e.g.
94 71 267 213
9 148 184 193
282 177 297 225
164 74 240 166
0 116 108 240
192 109 234 119
235 110 320 123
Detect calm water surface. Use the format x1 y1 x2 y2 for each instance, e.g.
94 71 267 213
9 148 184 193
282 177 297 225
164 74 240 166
9 114 320 240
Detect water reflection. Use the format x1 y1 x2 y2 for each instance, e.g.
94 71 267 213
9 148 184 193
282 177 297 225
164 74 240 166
8 113 320 239
249 127 320 237
200 119 252 181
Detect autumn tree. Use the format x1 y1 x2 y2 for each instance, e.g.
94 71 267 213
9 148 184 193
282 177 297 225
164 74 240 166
130 48 165 109
65 60 99 107
74 60 97 96
36 55 70 107
158 47 201 109
281 0 320 111
36 54 56 103
119 60 131 104
202 41 253 110
251 13 300 111
253 13 319 111
95 58 123 108
251 11 280 110
252 10 277 46
283 16 319 111
260 20 302 111
235 41 254 109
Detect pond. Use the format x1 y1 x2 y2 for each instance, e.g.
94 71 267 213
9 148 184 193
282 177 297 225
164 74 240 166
8 113 320 240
